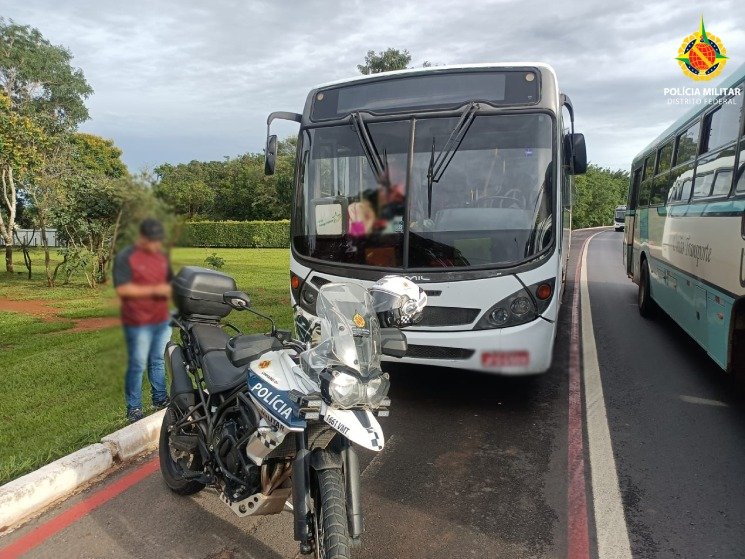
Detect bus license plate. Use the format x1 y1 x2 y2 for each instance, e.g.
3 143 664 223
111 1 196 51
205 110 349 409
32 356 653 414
481 351 529 367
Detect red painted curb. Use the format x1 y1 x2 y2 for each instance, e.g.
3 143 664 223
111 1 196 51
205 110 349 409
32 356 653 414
0 458 160 559
567 236 591 559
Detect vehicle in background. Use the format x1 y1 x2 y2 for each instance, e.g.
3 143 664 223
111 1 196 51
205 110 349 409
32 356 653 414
614 205 626 231
265 63 587 375
624 62 745 375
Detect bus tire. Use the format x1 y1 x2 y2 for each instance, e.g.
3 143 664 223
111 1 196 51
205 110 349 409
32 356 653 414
638 258 656 318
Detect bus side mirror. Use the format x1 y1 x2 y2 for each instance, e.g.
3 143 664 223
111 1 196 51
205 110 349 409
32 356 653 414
264 134 278 176
565 133 587 175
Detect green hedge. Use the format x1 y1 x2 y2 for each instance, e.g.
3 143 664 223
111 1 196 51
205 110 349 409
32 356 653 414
177 220 290 248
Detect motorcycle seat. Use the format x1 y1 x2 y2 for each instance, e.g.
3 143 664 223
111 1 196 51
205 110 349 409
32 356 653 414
189 323 230 354
201 351 247 393
189 324 281 393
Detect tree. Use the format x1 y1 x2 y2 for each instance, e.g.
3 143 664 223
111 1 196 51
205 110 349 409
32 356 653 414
69 133 127 178
357 48 411 74
0 19 92 273
0 19 93 133
572 164 629 229
154 161 215 218
0 91 46 272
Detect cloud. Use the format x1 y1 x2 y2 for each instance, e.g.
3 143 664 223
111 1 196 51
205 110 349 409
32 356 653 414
4 0 744 172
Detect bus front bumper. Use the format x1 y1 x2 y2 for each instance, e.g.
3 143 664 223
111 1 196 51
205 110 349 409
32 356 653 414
389 318 556 375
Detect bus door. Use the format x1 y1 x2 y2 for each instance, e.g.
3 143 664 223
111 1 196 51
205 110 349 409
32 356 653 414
624 168 642 276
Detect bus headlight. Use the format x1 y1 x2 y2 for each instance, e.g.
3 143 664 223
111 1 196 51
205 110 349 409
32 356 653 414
510 297 532 317
474 279 555 330
489 307 510 326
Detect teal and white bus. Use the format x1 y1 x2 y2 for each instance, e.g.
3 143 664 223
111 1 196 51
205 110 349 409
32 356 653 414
266 63 587 374
624 63 745 374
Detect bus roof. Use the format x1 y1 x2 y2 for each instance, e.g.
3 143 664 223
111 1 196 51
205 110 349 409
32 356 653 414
311 62 559 90
632 62 745 165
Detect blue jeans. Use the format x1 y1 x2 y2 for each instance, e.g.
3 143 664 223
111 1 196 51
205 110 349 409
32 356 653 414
123 320 171 410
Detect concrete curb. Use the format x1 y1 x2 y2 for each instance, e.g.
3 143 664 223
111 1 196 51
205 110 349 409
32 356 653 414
0 410 166 533
102 409 165 461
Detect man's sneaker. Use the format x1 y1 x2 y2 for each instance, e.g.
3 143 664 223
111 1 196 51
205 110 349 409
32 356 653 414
127 407 144 423
153 397 170 410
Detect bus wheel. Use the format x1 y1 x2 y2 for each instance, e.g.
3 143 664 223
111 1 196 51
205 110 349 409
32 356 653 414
638 259 657 318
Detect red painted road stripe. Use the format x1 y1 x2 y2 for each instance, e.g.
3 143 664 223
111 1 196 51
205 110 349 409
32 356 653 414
0 457 160 559
568 237 590 559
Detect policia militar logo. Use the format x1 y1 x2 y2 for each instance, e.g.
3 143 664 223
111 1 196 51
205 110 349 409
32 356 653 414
676 17 728 81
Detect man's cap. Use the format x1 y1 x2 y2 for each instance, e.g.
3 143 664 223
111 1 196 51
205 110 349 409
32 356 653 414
140 218 165 241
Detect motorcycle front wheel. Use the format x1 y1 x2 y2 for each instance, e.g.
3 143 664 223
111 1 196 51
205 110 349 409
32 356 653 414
158 406 205 495
312 468 351 559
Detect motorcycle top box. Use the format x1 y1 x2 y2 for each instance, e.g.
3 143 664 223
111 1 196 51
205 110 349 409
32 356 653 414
172 266 236 320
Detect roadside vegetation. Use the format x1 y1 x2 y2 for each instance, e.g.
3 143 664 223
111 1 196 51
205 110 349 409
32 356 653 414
573 165 629 229
0 247 291 484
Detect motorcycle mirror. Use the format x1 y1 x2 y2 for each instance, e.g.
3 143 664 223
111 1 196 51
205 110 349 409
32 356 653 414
223 290 251 310
380 328 407 358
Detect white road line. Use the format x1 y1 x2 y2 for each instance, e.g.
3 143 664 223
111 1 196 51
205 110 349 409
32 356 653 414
679 395 728 407
580 232 633 559
361 434 397 480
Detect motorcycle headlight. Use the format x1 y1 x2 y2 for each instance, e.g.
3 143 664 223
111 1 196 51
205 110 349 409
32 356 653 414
328 372 364 408
365 373 390 408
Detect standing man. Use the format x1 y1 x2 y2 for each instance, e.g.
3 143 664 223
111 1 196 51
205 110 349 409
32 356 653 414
113 218 173 422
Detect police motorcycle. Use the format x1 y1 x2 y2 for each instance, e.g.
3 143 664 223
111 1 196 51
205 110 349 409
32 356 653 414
159 267 426 558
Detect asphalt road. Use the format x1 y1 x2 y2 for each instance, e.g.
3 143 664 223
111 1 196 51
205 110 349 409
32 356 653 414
3 230 745 558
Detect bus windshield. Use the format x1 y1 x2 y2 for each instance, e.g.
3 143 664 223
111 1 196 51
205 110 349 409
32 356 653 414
293 112 554 269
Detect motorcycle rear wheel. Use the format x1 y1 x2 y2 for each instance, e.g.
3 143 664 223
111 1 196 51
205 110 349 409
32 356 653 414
312 468 351 559
159 406 205 495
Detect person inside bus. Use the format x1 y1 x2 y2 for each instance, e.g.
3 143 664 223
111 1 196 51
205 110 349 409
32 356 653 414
348 155 406 237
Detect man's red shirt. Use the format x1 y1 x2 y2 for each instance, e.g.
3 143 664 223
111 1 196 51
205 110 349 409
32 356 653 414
113 245 172 326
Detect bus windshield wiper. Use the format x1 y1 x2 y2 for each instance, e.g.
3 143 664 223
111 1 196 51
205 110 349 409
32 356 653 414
351 112 385 180
426 102 479 216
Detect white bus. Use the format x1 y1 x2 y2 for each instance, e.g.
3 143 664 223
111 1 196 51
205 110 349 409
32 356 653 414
624 63 745 374
265 63 586 374
614 205 626 231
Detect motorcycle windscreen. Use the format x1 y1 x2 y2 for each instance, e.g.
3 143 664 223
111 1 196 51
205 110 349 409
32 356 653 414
300 282 383 380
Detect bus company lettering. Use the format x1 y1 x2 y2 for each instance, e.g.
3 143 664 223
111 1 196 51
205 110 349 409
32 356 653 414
251 382 293 420
671 235 712 267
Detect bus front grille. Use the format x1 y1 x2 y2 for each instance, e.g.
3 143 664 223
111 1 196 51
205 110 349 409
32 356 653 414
417 306 480 327
405 345 475 360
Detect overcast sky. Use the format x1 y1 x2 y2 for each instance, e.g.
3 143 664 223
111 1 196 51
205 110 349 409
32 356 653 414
4 1 745 172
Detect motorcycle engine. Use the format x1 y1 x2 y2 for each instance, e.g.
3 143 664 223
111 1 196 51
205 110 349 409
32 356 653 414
212 411 261 500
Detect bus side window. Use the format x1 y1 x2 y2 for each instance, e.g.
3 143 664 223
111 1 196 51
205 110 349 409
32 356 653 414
639 178 653 207
736 165 745 195
711 169 733 197
680 178 693 200
693 172 714 198
702 92 743 153
676 121 700 163
651 173 671 205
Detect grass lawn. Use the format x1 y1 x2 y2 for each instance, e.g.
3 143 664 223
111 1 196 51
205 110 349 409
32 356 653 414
0 247 291 484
